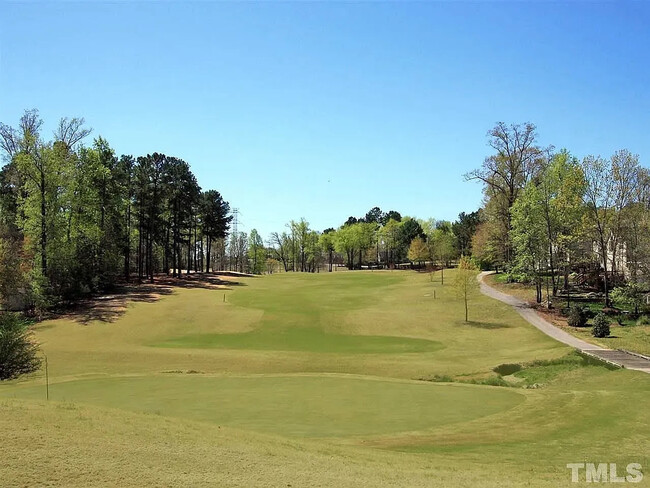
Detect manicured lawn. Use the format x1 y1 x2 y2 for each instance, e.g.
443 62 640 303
3 374 523 437
156 328 443 353
1 270 648 487
485 273 650 355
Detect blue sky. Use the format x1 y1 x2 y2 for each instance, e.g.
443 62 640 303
1 1 648 239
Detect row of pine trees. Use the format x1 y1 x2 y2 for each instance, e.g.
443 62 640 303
0 110 232 310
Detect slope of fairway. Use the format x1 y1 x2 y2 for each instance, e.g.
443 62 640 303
3 270 648 487
18 271 569 381
2 367 649 487
3 374 523 437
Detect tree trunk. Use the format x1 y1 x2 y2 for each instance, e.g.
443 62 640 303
124 200 131 282
464 292 468 322
187 223 192 275
206 236 211 273
600 236 610 307
194 220 198 273
40 170 47 277
138 219 143 281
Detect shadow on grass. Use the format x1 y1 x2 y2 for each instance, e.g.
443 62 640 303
459 320 512 329
51 272 246 325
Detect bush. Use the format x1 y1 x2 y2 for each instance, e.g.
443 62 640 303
637 315 650 326
567 307 588 328
493 363 522 376
0 313 41 380
592 313 611 338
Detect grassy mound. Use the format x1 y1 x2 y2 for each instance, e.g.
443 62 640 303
3 374 523 437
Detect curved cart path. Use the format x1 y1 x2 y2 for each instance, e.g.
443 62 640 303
478 271 650 374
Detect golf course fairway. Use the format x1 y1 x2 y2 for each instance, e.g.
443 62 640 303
1 270 649 487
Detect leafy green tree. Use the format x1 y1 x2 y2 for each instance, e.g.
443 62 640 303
248 229 265 274
0 229 29 310
319 229 336 272
511 181 548 303
355 222 376 268
407 237 428 265
270 231 292 272
465 122 545 265
0 313 41 381
452 211 480 256
379 218 401 267
0 110 234 309
453 256 479 322
430 224 456 268
470 221 500 270
611 283 647 316
363 206 383 224
531 150 586 297
592 313 610 338
581 152 642 306
544 152 586 294
380 210 401 225
200 190 232 273
164 157 200 277
334 224 357 269
511 150 586 304
115 155 136 281
395 217 425 263
304 230 322 272
290 219 311 272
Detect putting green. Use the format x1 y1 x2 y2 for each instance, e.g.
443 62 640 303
4 375 524 437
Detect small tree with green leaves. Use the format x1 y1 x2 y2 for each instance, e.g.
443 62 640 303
453 256 480 322
567 307 588 328
592 313 611 338
0 313 41 380
407 237 428 266
610 283 647 316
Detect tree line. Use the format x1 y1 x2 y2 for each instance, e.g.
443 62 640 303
466 122 650 307
0 110 232 311
255 208 479 274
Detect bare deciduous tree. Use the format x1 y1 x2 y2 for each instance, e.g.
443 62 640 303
54 117 92 148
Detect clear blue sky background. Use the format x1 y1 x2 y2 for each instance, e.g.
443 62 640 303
1 1 648 239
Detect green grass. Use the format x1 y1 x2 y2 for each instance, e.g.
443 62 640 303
1 270 649 487
155 273 442 353
486 274 650 355
156 328 443 353
3 374 523 437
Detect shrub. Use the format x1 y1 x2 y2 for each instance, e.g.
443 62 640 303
637 315 650 326
592 313 611 338
493 363 522 376
567 307 588 328
0 313 41 381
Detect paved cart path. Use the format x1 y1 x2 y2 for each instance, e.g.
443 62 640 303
478 272 650 374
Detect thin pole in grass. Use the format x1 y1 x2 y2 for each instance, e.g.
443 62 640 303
42 352 49 401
